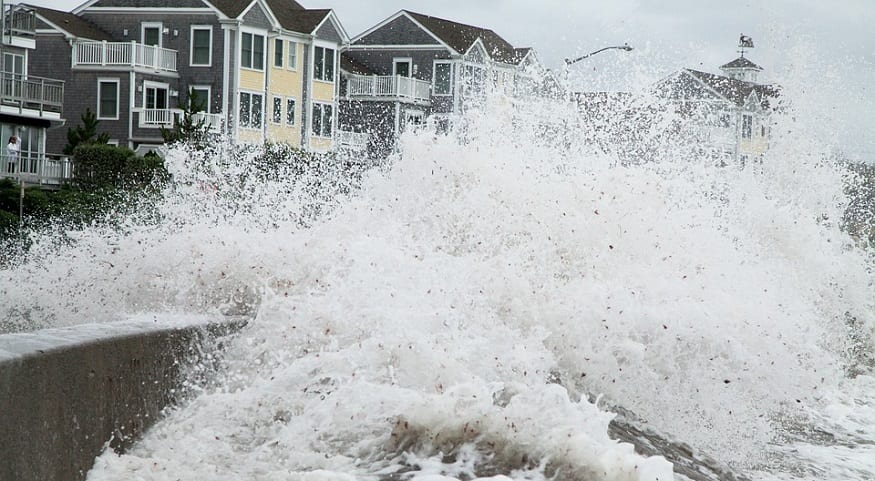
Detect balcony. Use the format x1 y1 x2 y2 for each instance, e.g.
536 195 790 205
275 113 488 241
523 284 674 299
3 6 36 38
73 41 177 74
347 74 431 104
192 112 223 133
137 108 182 128
336 130 369 152
0 71 64 118
1 153 73 188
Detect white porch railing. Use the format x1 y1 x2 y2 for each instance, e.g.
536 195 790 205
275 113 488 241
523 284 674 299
73 41 178 73
335 130 369 152
138 108 179 128
0 71 64 115
347 74 431 102
1 153 73 186
192 112 223 132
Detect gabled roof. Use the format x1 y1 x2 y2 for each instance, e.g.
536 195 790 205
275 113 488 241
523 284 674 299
686 69 755 105
74 0 207 12
204 0 255 18
404 10 518 64
720 56 763 71
656 68 779 109
26 4 114 41
272 6 331 35
512 47 532 65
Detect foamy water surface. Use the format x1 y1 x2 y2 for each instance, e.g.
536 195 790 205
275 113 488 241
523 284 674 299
1 92 873 480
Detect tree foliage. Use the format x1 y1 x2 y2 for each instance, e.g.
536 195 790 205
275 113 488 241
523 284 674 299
64 108 110 155
73 144 168 190
161 89 211 148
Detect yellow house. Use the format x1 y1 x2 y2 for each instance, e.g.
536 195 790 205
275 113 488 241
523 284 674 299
218 0 348 151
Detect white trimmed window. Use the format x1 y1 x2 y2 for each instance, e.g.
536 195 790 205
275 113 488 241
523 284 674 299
272 96 282 124
239 91 263 129
433 61 452 96
141 22 162 47
274 38 283 68
190 26 212 66
287 41 297 70
311 102 333 137
286 98 296 125
241 32 265 70
313 46 334 82
97 78 119 120
189 86 211 113
742 114 752 139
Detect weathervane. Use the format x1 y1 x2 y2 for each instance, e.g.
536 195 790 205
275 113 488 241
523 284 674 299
738 34 754 57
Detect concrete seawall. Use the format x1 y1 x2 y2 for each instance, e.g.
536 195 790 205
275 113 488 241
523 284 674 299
0 317 246 481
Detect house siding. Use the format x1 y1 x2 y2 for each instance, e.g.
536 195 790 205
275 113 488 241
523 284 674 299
355 15 439 46
241 3 272 30
314 20 342 44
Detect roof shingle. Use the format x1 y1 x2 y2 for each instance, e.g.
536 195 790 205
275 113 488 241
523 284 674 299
26 4 114 41
404 11 518 64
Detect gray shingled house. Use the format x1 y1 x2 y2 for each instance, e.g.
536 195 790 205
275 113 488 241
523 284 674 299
0 3 68 187
652 55 781 165
25 0 347 155
339 10 557 157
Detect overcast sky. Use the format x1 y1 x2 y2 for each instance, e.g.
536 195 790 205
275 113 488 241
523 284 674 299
17 0 875 159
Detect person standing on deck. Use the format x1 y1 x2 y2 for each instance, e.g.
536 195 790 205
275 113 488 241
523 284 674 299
6 135 20 174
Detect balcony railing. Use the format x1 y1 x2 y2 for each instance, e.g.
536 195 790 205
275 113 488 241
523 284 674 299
73 41 177 73
336 130 369 152
347 74 431 103
3 6 36 37
192 112 223 132
138 108 180 128
1 153 73 187
0 71 64 116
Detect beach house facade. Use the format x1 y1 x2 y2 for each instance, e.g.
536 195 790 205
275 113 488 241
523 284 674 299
25 0 346 155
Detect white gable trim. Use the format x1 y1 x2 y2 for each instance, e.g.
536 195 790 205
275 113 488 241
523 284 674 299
32 14 80 40
200 0 232 20
351 10 456 55
312 10 350 43
346 44 446 50
682 70 735 104
72 0 99 15
240 0 280 29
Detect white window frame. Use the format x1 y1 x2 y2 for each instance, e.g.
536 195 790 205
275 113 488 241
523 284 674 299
273 37 283 68
141 22 162 48
190 25 212 67
238 90 263 130
432 60 453 96
188 85 211 113
287 40 297 71
393 57 413 77
271 95 283 124
311 102 333 138
742 114 753 139
97 77 120 120
313 43 335 83
141 80 170 128
241 28 266 72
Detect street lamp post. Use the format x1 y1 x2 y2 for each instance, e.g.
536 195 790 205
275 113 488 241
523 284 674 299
563 43 633 101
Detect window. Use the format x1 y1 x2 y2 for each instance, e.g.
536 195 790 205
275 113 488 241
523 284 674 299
272 96 282 124
742 114 752 139
287 41 297 69
3 53 24 97
144 82 168 110
313 46 335 82
274 38 283 68
189 86 210 113
191 26 212 66
239 92 263 129
97 79 119 120
286 98 296 125
142 22 161 47
761 125 767 137
433 61 452 95
311 102 333 137
242 32 265 70
394 58 411 77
